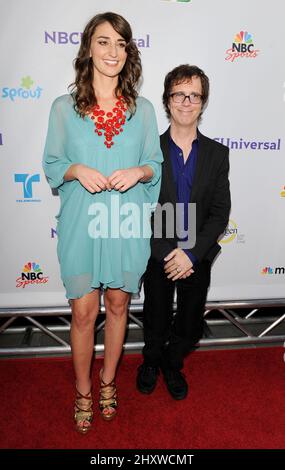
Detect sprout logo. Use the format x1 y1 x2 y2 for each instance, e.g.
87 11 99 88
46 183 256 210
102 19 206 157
2 76 43 101
220 219 238 244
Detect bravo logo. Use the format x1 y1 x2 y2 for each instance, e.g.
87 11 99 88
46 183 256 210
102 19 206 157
225 31 260 62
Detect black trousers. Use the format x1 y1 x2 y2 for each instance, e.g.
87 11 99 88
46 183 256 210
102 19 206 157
142 256 211 371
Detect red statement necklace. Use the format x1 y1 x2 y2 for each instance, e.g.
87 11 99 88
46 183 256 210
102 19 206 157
90 96 127 149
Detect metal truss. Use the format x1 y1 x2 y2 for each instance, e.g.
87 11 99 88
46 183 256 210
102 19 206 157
0 299 284 356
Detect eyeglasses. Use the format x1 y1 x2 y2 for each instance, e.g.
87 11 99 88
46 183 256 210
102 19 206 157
170 92 203 104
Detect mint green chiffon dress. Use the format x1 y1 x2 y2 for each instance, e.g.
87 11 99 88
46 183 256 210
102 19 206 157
43 94 163 299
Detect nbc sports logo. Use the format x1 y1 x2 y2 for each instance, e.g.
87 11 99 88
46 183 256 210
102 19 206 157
225 31 260 62
16 262 49 288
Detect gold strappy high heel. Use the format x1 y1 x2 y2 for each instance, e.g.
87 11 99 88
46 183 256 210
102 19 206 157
99 369 118 421
74 388 93 434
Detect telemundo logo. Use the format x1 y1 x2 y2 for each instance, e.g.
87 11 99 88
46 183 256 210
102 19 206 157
14 173 41 202
2 76 43 102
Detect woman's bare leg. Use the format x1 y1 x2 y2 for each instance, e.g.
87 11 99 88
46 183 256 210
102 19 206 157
102 289 130 383
71 289 100 430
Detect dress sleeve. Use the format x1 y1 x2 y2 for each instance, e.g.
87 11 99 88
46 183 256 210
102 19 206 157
42 98 73 189
138 100 163 204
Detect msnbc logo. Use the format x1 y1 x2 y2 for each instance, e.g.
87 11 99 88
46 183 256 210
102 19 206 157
14 173 41 202
261 266 285 275
225 31 260 62
2 76 43 101
16 262 49 289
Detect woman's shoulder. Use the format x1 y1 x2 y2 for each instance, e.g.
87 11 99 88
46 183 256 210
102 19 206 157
50 94 74 113
136 96 156 115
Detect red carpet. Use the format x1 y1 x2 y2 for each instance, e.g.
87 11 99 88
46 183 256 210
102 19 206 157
0 347 284 449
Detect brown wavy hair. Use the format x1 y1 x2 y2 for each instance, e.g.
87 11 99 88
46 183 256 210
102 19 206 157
69 12 142 117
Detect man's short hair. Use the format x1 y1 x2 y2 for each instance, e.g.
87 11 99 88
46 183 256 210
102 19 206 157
162 64 209 120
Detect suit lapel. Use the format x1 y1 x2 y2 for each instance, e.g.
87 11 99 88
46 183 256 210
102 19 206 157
160 129 177 204
190 130 210 202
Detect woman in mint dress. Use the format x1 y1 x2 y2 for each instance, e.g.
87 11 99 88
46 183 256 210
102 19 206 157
43 12 162 433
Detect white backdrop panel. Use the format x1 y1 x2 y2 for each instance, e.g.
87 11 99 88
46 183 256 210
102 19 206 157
0 0 284 306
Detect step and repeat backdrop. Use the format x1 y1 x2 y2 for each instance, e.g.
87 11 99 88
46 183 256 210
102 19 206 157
0 0 284 307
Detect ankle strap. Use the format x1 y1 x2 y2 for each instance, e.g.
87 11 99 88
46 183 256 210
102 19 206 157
100 378 115 388
76 387 92 399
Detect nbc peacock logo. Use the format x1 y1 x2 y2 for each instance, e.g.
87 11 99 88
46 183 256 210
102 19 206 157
280 186 285 198
225 31 260 62
16 262 49 288
261 266 285 275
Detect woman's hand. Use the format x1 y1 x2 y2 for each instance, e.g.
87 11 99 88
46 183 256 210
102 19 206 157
67 164 111 193
108 167 145 192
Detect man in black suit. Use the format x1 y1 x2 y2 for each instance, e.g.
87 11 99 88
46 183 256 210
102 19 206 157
137 65 231 399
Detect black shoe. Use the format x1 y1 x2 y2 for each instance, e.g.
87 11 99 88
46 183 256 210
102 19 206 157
163 369 188 400
136 364 159 394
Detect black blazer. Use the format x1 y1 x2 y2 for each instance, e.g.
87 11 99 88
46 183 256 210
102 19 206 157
150 128 231 264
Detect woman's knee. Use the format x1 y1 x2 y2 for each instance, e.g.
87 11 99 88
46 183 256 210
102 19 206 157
104 293 129 318
71 290 100 328
72 306 98 329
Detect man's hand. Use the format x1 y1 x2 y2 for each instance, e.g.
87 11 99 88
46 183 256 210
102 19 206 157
164 248 194 281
